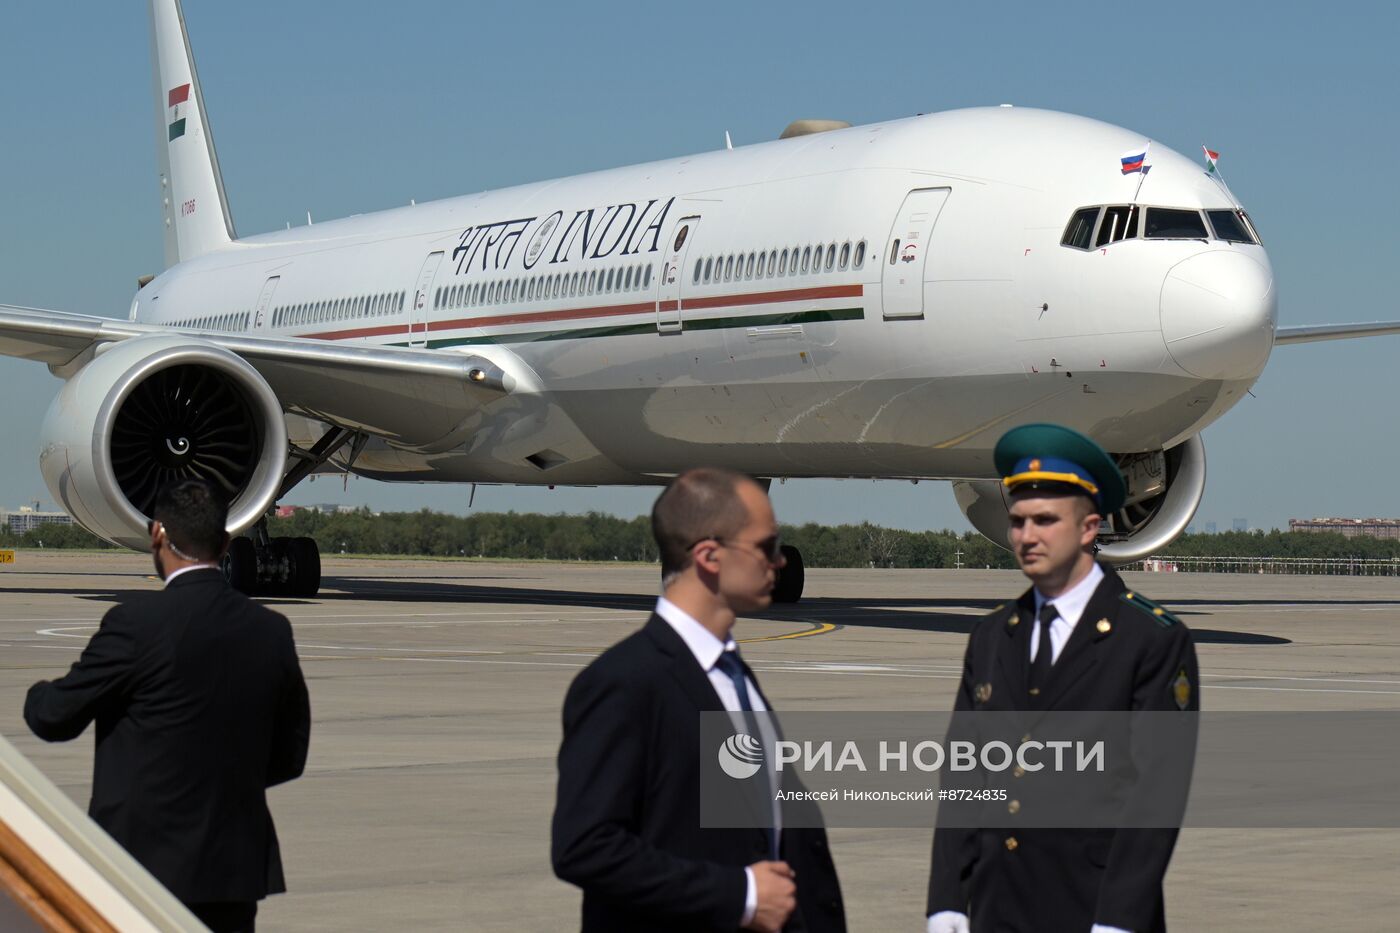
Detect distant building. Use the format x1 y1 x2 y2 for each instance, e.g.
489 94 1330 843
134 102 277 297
311 504 358 515
1205 521 1218 535
1232 518 1248 532
1290 518 1400 540
1 507 75 534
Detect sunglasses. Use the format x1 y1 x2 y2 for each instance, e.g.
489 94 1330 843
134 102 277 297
691 534 783 563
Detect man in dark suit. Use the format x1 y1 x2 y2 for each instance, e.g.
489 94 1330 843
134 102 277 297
927 425 1199 933
553 467 845 932
25 479 310 933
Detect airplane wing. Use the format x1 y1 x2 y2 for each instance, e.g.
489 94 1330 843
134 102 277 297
0 304 519 448
1274 321 1400 345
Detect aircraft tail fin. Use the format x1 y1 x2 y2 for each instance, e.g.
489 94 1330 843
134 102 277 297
149 0 236 267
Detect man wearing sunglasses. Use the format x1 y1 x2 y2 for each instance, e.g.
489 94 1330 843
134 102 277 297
553 467 845 932
24 479 310 933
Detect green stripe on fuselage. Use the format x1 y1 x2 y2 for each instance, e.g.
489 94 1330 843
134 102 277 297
388 306 864 349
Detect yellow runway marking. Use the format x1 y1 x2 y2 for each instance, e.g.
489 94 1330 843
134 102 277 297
739 621 839 643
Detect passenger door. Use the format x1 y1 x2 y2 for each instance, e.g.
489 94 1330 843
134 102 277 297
410 251 444 347
656 216 700 334
881 188 951 320
251 275 280 330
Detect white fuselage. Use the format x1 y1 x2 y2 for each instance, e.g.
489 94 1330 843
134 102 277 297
133 107 1276 486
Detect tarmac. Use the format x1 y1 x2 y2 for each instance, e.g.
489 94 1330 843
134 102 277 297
1 551 1398 931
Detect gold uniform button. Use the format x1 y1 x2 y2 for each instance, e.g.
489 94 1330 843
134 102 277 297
1008 800 1021 814
1013 766 1025 778
1005 836 1019 851
1096 619 1112 634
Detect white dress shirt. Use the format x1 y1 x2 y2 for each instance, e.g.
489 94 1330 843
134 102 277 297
1030 561 1104 665
656 597 779 928
163 563 218 586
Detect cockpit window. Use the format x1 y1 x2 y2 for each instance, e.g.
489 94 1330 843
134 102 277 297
1095 205 1140 247
1144 208 1208 239
1061 207 1099 250
1207 209 1257 244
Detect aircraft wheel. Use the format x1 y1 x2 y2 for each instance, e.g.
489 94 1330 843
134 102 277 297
288 537 322 598
223 536 258 595
771 545 805 604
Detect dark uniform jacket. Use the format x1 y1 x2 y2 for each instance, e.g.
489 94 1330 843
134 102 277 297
927 564 1199 933
552 613 846 933
24 568 311 904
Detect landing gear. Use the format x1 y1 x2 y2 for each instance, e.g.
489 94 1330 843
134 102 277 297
220 424 364 598
771 544 805 604
221 521 322 598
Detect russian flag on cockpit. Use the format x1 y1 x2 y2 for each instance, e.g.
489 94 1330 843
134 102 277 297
1119 146 1148 174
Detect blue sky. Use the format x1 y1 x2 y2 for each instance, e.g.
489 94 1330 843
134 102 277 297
1 2 1395 533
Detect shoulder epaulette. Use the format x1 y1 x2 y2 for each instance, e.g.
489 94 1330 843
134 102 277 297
1119 590 1180 628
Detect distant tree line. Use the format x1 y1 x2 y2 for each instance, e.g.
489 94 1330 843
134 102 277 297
5 512 1399 568
1159 529 1400 560
0 522 115 550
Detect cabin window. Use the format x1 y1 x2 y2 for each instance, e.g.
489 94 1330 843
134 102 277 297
1095 206 1140 247
853 240 866 267
704 257 714 283
1206 209 1256 244
1144 208 1207 240
839 242 850 269
825 243 837 271
643 264 652 288
744 253 755 279
801 247 811 273
725 256 735 281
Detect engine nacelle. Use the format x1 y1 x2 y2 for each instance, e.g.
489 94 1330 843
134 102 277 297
39 335 287 549
952 435 1207 565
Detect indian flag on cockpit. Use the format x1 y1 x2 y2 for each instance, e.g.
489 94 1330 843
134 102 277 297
167 83 191 141
1119 143 1149 174
1202 146 1220 174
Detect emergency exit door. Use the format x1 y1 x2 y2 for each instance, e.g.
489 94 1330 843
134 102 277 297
881 188 951 320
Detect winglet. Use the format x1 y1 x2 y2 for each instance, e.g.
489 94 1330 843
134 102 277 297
149 0 236 267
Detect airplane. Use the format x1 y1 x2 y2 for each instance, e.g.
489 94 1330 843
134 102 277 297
2 0 1397 600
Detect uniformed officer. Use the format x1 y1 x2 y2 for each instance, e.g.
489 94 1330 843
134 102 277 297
925 424 1200 933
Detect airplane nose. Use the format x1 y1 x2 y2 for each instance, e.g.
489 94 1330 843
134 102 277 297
1160 251 1276 380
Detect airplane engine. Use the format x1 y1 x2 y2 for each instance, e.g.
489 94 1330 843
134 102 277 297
952 435 1207 564
39 335 287 550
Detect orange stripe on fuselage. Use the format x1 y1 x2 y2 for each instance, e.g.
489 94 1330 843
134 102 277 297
297 282 864 342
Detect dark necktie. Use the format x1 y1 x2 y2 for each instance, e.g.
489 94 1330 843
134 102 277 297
715 649 779 859
1029 603 1059 694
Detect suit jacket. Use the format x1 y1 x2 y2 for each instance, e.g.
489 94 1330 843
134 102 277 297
552 613 845 933
927 564 1199 933
25 568 311 903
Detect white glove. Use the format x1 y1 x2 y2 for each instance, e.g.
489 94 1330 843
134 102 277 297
1090 926 1132 933
927 911 970 933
